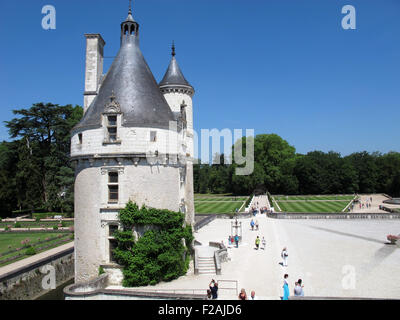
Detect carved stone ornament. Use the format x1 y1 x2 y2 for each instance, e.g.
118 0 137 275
104 91 121 114
101 167 125 175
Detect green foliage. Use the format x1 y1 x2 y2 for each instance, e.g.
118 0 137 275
53 225 58 230
98 266 105 275
14 222 22 228
25 246 36 256
194 133 400 197
0 103 83 218
113 201 193 287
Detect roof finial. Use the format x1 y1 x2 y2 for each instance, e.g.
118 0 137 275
129 0 132 15
172 41 176 57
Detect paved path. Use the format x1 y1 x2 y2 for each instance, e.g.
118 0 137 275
352 194 394 213
109 213 400 300
0 242 74 278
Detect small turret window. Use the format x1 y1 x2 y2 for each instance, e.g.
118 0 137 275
150 131 157 142
78 133 83 144
107 116 118 142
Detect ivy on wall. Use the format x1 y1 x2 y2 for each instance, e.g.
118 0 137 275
113 201 194 287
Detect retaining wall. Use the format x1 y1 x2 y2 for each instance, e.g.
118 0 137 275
0 246 74 300
267 212 400 220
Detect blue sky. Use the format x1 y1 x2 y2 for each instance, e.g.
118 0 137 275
0 0 399 156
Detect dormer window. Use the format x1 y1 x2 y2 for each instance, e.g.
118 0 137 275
102 92 122 145
107 116 117 142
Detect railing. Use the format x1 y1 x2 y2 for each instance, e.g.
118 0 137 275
216 279 238 296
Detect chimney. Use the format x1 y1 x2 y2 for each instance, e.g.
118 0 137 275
83 34 106 114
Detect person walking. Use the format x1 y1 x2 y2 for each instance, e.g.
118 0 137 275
234 234 239 248
255 220 259 231
281 247 288 267
261 237 266 250
238 288 248 300
255 236 260 250
250 219 255 231
209 279 219 299
282 274 290 300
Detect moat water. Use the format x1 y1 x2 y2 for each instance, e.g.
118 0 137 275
35 278 74 300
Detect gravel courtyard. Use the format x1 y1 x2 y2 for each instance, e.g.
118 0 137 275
117 215 400 300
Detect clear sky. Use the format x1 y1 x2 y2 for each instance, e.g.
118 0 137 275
0 0 399 156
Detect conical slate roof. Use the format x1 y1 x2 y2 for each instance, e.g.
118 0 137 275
159 46 192 88
75 18 175 130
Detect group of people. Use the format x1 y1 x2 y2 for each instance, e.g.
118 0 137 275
228 234 240 248
349 196 373 211
254 235 266 250
282 274 304 300
238 288 258 300
250 219 259 231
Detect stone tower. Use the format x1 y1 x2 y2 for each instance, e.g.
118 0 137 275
159 43 196 227
70 6 195 284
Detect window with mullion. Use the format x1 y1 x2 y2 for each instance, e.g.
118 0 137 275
108 172 119 202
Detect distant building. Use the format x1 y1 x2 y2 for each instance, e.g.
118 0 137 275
70 5 195 283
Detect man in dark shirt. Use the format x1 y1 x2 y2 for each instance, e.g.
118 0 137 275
209 279 218 299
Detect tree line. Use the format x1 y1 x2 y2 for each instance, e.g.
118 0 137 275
194 134 400 197
0 103 82 218
0 104 399 218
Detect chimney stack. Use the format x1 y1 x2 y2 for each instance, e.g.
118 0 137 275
84 34 105 114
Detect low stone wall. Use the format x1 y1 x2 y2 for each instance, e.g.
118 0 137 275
64 274 205 300
267 212 400 220
0 246 74 300
194 215 216 231
208 241 228 275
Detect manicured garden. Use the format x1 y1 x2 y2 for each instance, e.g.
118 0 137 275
0 232 73 267
0 220 73 230
272 195 354 213
274 195 355 201
194 194 248 214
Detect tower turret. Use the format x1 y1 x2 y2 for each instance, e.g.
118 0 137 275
160 43 195 227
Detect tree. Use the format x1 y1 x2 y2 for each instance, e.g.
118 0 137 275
4 103 83 216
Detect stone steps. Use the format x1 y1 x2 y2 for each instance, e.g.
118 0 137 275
197 257 216 274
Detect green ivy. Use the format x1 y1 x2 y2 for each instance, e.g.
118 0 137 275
113 201 194 287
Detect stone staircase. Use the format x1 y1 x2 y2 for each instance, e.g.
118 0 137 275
197 256 216 274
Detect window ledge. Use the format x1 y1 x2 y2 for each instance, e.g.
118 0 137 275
103 140 121 145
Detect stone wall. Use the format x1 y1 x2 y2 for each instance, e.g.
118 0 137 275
267 212 400 219
0 247 74 300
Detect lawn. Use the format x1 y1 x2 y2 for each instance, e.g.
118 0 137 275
0 232 73 267
0 221 73 229
194 197 248 202
276 201 350 213
194 194 249 214
0 232 61 253
272 195 354 213
195 201 245 214
274 195 355 201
